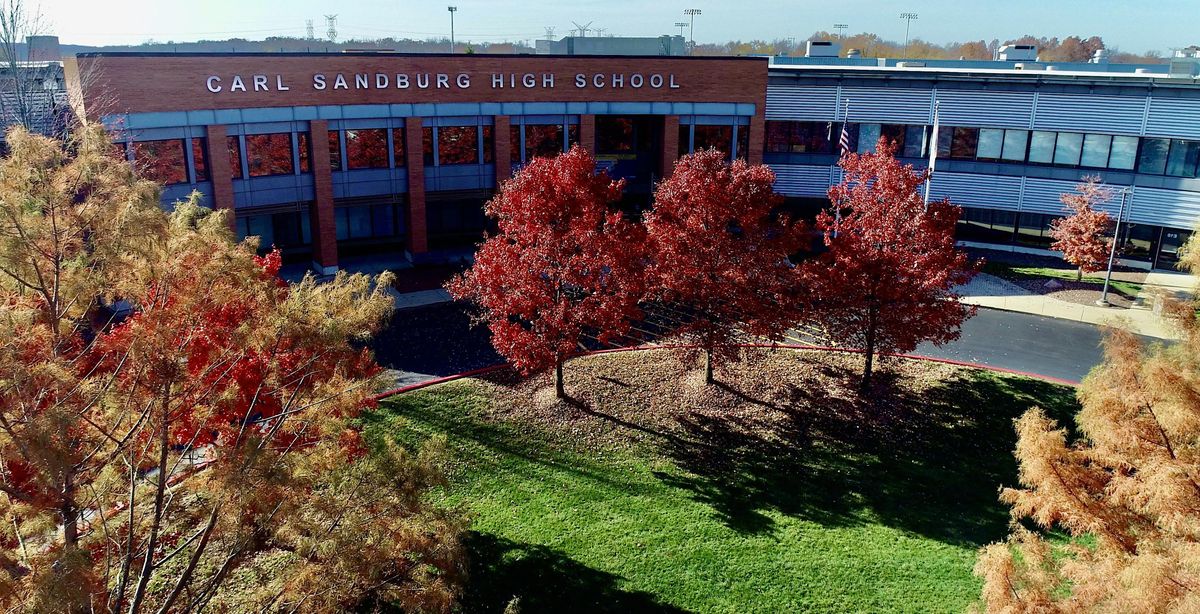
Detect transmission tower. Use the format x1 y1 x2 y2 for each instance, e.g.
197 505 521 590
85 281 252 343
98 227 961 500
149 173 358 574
325 15 338 43
571 21 593 37
544 26 555 41
306 19 315 40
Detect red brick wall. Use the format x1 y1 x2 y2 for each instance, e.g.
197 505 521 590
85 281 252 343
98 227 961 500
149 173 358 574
660 115 679 179
203 124 235 224
308 120 339 271
579 114 595 155
494 115 511 181
404 119 427 254
72 54 766 115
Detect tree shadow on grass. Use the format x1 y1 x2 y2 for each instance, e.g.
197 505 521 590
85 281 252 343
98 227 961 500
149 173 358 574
655 362 1080 546
461 532 687 614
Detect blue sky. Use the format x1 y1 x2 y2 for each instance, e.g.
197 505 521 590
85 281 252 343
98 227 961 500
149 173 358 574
45 0 1192 54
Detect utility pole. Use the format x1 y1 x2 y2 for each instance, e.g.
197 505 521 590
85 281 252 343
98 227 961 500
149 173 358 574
834 23 848 40
900 12 918 57
1096 187 1133 307
447 6 457 53
674 22 688 37
684 8 701 49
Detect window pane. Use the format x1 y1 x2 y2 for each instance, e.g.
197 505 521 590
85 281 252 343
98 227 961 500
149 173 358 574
483 126 494 163
345 129 388 170
813 122 838 154
1053 132 1083 166
597 117 634 153
297 133 311 173
1001 130 1029 161
976 129 1003 160
328 131 341 171
371 204 395 237
191 138 209 182
693 125 733 158
950 127 979 159
422 127 434 165
765 121 790 153
525 124 563 160
390 128 407 167
936 126 953 158
1080 134 1112 168
227 136 243 179
1028 131 1056 164
858 123 880 154
1137 138 1169 174
568 124 579 149
736 125 749 160
1109 136 1138 170
903 125 925 158
437 125 479 165
132 139 187 185
245 133 294 177
678 124 691 157
510 125 522 163
1165 140 1200 178
881 124 906 153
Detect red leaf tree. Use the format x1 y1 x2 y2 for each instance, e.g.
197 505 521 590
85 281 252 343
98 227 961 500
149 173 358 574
447 145 646 399
1049 177 1115 281
800 139 979 390
644 149 806 384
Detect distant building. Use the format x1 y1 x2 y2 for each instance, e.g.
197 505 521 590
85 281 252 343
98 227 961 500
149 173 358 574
535 35 687 56
0 35 69 143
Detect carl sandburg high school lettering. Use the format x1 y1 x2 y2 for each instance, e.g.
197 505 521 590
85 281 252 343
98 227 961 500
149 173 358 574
205 72 683 93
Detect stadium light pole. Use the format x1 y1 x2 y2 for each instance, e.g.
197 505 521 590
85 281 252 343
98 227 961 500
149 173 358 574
900 12 918 57
1096 187 1133 307
675 22 688 37
834 23 848 40
447 6 457 54
684 8 701 49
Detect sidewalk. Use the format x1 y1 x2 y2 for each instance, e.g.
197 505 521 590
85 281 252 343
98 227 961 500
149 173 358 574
957 272 1189 340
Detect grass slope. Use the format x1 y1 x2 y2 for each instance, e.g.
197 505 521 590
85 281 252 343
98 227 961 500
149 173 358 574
364 350 1080 613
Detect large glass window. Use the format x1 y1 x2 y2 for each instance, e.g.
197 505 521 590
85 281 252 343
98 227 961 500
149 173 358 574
764 121 840 154
950 127 979 159
345 129 388 170
297 133 311 173
1016 212 1059 247
694 125 733 158
191 138 209 182
903 125 925 158
437 125 479 165
880 124 906 152
976 128 1003 160
483 126 494 164
422 127 434 166
236 210 311 250
1080 134 1112 168
328 131 342 171
1052 132 1083 166
227 136 243 179
735 126 749 161
1138 138 1170 175
678 124 692 157
334 204 399 241
1165 140 1200 178
132 139 188 185
858 123 881 154
1028 131 1056 164
597 117 635 153
956 207 1016 244
510 125 523 163
245 133 294 177
568 124 580 149
1001 130 1029 161
390 128 407 167
1109 136 1138 170
525 124 563 160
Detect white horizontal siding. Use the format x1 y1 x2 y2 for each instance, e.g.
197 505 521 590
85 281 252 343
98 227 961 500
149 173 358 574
765 85 839 120
1032 94 1147 135
839 86 932 124
1145 98 1200 140
770 164 834 197
1130 187 1200 229
928 172 1021 211
1018 177 1129 217
933 90 1034 129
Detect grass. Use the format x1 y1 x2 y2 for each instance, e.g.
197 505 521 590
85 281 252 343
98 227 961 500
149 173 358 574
363 350 1080 613
982 260 1144 298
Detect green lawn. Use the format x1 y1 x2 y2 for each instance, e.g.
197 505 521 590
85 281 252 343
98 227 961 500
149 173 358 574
363 352 1080 613
982 260 1144 298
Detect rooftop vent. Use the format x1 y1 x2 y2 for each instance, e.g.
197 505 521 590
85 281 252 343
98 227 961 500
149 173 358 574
896 61 925 68
805 40 841 58
998 44 1038 61
845 48 862 59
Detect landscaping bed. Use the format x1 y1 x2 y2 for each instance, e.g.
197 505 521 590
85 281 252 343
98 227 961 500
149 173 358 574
365 348 1080 613
973 248 1146 308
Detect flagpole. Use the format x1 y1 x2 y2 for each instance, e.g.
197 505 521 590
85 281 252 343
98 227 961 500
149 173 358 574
923 100 940 211
835 99 851 237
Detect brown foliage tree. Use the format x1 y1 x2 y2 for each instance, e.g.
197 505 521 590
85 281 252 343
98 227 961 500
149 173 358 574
1049 177 1116 281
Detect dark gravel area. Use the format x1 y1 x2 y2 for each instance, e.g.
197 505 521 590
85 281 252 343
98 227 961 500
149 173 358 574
370 303 501 382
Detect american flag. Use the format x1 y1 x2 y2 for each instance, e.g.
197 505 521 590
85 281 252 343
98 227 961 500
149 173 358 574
838 122 855 157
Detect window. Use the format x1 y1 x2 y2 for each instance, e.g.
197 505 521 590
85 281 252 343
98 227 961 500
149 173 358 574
345 129 388 170
976 128 1003 160
693 125 733 158
1052 132 1083 166
191 138 209 182
1016 212 1059 247
765 121 791 153
1109 136 1138 170
1028 131 1056 164
956 207 1016 244
1001 130 1029 162
132 139 188 185
236 210 312 250
678 124 691 157
903 125 925 158
735 126 749 161
568 124 580 149
1137 138 1169 174
1165 140 1200 178
390 128 407 167
936 126 953 158
437 125 479 165
227 136 243 179
328 131 342 171
765 121 841 154
297 133 311 173
858 123 881 154
597 117 635 153
525 124 563 160
483 126 494 163
880 124 906 152
422 127 434 165
245 133 294 177
950 127 979 159
1080 134 1112 168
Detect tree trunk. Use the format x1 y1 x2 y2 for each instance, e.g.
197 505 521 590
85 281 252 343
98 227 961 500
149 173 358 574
555 358 565 399
861 311 877 392
704 348 715 385
1077 268 1083 282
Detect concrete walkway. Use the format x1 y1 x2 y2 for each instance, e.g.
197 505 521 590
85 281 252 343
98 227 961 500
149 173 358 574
957 272 1191 340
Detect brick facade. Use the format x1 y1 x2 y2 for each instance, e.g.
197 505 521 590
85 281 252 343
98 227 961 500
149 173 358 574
404 118 428 255
307 120 338 272
659 115 679 179
203 124 235 223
